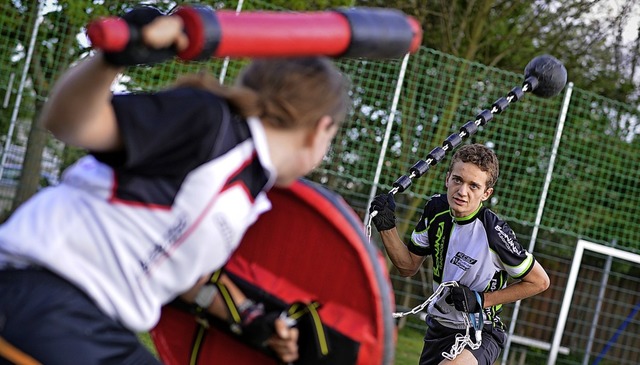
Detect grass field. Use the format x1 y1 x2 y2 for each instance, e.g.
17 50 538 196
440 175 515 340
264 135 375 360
138 326 425 365
395 326 424 365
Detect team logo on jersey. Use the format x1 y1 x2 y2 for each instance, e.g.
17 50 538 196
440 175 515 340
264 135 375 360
433 221 445 277
488 278 499 291
450 252 477 271
494 225 522 255
140 214 189 273
212 213 236 252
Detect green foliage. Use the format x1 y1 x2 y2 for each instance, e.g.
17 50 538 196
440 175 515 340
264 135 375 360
138 332 158 357
354 0 639 104
0 0 637 253
395 326 425 365
246 0 354 11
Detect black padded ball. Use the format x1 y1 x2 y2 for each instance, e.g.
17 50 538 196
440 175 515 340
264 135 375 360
524 55 568 98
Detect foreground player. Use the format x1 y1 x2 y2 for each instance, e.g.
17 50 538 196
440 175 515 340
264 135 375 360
0 7 349 365
371 144 550 365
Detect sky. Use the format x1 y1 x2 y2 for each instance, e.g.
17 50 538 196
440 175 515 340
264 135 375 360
624 14 639 44
602 0 640 44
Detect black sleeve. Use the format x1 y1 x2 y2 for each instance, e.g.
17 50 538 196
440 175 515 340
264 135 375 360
93 87 229 176
407 194 444 256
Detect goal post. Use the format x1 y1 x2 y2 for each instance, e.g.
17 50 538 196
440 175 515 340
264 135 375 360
548 239 640 365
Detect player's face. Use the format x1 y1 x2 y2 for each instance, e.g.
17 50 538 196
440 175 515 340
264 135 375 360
274 117 338 187
445 161 493 218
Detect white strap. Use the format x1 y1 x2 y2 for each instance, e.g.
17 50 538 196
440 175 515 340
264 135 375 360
194 284 219 309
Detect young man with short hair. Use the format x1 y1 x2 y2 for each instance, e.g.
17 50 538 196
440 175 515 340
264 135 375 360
370 143 550 365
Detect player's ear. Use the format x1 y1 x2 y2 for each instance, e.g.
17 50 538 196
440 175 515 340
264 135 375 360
305 115 335 147
481 187 494 201
316 115 335 133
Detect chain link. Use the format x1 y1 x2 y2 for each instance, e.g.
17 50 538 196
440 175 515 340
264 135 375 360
392 281 483 361
366 215 374 243
392 281 458 319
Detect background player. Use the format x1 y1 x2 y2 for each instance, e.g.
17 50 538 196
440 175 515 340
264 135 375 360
370 143 550 365
0 7 349 364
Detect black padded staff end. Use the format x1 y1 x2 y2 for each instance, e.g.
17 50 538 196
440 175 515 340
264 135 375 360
524 55 568 98
173 5 221 61
336 7 422 59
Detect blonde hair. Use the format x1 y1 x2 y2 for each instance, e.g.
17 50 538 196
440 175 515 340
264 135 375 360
174 57 350 130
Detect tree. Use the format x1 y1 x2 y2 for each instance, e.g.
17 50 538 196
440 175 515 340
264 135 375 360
11 1 91 208
351 0 640 248
2 0 355 212
246 0 354 10
355 0 639 104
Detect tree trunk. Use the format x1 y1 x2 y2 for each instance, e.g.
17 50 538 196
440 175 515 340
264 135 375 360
12 101 46 209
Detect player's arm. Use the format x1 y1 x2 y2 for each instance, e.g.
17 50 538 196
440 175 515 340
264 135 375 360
180 273 248 319
370 193 427 276
449 214 551 313
180 273 298 363
40 10 188 152
39 53 122 151
448 259 549 313
379 228 426 277
482 260 549 308
482 216 550 308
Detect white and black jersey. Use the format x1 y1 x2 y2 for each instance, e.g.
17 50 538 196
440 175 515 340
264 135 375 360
0 87 276 331
409 194 534 328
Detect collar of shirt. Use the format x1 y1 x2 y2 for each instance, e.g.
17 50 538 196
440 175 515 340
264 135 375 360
449 201 484 225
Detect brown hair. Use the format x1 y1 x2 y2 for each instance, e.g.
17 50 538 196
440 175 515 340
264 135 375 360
449 144 500 189
174 57 350 130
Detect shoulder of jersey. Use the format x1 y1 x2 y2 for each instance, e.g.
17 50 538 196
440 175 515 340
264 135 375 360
426 193 448 209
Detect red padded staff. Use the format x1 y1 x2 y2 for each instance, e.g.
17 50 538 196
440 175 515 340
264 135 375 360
210 12 353 58
87 6 423 60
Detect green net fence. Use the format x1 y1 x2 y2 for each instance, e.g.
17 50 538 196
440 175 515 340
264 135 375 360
1 1 639 364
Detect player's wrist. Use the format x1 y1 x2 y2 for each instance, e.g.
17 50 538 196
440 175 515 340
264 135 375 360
194 284 219 309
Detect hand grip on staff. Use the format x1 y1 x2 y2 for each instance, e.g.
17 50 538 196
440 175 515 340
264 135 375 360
87 5 423 60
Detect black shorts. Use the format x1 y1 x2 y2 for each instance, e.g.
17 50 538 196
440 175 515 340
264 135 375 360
0 268 161 365
418 316 506 365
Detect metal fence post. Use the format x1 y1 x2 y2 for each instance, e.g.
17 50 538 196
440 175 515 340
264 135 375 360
582 239 617 365
363 53 411 226
0 1 45 179
501 81 574 364
218 0 245 84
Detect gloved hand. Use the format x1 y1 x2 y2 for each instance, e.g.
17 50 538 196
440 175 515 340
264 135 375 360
369 193 396 231
446 285 484 313
103 6 177 66
235 301 280 349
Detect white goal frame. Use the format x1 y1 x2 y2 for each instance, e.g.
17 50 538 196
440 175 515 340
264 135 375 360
548 239 640 365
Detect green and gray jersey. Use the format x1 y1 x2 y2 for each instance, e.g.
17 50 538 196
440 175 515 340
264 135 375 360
410 194 534 329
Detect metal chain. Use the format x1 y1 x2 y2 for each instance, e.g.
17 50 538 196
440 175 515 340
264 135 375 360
441 310 483 361
392 281 458 319
393 281 483 361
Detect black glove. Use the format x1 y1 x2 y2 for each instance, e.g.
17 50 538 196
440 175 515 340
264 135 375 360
103 6 176 66
234 301 280 349
446 285 484 313
369 193 396 231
